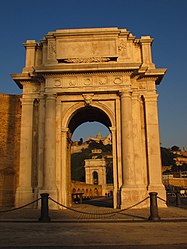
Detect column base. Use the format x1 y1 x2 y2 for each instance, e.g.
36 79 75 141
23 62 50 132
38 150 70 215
38 189 59 209
148 184 167 208
120 186 149 209
15 187 34 208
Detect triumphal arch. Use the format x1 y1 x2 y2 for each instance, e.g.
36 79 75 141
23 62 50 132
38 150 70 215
12 27 167 209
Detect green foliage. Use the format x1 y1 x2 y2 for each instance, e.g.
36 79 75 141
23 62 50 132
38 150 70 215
171 145 180 151
71 141 113 182
71 150 90 181
160 147 176 166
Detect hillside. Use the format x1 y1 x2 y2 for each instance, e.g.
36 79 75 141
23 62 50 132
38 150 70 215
71 140 112 183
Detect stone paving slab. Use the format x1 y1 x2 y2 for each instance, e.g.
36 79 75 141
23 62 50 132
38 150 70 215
0 221 187 248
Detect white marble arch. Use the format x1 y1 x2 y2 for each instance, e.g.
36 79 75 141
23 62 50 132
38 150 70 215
11 27 167 209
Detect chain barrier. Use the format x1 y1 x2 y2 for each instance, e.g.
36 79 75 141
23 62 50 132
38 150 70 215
167 196 176 204
1 192 181 222
0 198 41 214
157 196 167 203
49 196 150 216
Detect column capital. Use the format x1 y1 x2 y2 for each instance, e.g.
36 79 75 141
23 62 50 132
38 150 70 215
143 94 158 102
45 93 57 100
119 90 132 99
131 91 140 100
61 128 69 133
21 97 34 105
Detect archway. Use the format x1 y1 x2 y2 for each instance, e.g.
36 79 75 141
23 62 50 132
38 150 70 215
12 27 167 210
93 171 98 185
67 105 115 207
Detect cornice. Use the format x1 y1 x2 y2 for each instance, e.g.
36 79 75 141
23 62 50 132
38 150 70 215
35 62 141 74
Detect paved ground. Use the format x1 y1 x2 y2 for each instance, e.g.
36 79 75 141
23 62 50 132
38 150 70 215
0 197 187 248
0 221 187 248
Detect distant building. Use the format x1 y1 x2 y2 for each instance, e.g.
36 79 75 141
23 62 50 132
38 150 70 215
71 132 112 154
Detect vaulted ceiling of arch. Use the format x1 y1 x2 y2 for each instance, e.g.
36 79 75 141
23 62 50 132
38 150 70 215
68 106 111 134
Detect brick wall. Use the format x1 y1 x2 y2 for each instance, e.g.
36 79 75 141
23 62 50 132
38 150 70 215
0 94 21 207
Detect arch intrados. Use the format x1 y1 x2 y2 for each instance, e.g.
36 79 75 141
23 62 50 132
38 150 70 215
68 105 112 134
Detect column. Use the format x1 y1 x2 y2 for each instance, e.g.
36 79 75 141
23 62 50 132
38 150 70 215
144 94 164 188
55 98 62 205
120 91 135 187
37 96 45 190
115 97 122 188
61 128 69 207
16 97 34 206
144 94 166 205
41 94 58 205
110 127 118 209
132 92 147 187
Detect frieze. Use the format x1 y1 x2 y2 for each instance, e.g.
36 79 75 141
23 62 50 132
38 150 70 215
63 57 111 63
61 75 130 88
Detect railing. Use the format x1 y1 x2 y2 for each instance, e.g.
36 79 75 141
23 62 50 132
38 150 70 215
0 192 166 222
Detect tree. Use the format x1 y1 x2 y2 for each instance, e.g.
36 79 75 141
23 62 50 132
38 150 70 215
160 147 176 166
171 145 180 151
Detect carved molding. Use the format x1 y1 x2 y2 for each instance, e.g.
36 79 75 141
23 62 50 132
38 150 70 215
63 57 111 63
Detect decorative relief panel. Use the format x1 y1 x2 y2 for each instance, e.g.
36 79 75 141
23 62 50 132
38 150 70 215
97 76 108 85
54 79 62 87
46 78 62 87
68 77 78 87
48 40 56 60
118 38 127 56
113 77 123 85
83 77 93 86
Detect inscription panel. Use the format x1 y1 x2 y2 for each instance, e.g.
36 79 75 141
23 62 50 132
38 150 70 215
56 38 117 59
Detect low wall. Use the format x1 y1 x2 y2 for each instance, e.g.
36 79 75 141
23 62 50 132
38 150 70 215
71 181 102 198
163 178 187 189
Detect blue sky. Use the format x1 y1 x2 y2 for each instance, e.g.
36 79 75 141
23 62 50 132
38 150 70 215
0 0 186 149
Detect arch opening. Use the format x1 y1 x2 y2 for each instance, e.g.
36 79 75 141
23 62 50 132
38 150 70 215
93 171 98 185
69 105 114 207
68 106 112 135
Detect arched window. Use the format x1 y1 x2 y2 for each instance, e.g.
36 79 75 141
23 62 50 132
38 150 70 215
93 171 98 185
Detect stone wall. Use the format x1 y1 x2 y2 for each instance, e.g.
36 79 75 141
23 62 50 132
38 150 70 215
0 94 21 207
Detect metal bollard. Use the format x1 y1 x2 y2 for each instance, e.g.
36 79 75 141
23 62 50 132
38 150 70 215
38 193 51 222
148 192 161 221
